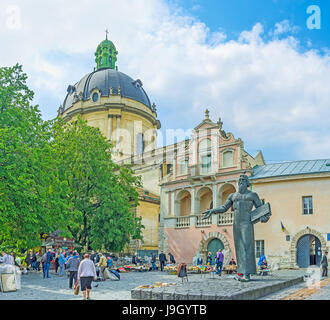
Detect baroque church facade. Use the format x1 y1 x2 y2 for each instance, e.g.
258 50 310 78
58 35 330 269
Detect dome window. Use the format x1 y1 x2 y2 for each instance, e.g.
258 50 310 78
92 92 99 102
109 56 112 65
136 133 145 155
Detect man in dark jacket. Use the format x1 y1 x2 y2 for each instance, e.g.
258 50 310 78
132 254 137 265
169 252 176 264
321 251 328 278
65 251 80 289
159 251 167 272
42 249 53 278
25 250 33 270
90 251 96 264
151 252 157 271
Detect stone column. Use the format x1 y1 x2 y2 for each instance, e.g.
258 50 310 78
115 115 121 150
212 184 218 208
171 191 175 216
108 114 113 142
191 187 196 215
173 155 177 179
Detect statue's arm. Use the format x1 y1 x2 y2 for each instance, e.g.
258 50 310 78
253 192 270 223
252 192 263 208
202 194 233 219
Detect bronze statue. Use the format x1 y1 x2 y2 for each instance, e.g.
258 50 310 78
203 174 271 282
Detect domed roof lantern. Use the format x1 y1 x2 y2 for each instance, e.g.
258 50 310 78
95 29 118 70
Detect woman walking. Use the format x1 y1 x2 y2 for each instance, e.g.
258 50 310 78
77 253 97 300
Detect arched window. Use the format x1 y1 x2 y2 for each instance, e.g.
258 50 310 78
109 56 112 65
136 133 144 155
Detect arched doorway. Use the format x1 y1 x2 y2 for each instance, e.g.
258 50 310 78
296 234 322 268
207 238 224 262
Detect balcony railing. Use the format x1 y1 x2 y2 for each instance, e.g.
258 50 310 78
175 216 190 228
217 211 234 225
164 212 234 229
196 214 212 227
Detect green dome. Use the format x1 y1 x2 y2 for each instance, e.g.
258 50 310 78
95 34 118 70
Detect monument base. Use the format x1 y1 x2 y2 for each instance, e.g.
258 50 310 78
131 270 305 300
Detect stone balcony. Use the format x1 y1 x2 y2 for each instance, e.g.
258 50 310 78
164 212 234 229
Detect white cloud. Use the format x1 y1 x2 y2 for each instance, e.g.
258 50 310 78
1 0 330 161
269 19 299 38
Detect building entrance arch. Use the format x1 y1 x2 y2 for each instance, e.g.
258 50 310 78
207 238 224 263
290 227 328 268
296 234 322 268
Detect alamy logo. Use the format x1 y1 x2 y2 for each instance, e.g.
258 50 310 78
306 5 321 30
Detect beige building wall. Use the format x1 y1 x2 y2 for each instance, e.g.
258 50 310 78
136 198 160 251
252 174 330 268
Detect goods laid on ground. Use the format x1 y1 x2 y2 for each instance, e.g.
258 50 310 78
164 265 205 274
121 264 149 272
138 281 177 289
199 265 216 273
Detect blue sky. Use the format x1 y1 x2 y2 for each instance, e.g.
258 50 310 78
1 0 330 163
174 0 330 49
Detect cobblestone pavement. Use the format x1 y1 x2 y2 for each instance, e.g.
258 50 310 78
259 269 330 300
1 269 326 300
0 270 182 300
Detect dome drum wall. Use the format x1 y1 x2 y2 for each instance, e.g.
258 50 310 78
66 109 158 159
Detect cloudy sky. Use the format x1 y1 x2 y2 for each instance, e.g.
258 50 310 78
1 0 330 162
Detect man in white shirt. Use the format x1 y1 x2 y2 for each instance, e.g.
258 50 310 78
77 253 97 300
1 251 10 264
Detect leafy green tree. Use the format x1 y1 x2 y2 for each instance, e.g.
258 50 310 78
51 116 144 251
0 64 70 250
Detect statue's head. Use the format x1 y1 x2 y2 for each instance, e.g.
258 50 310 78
238 174 250 193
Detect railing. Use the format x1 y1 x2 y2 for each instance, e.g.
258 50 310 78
217 211 234 225
164 212 234 229
196 214 212 227
175 216 190 228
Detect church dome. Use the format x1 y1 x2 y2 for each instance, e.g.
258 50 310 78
59 32 154 115
61 68 152 113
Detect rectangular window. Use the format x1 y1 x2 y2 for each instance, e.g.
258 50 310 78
200 154 212 174
255 240 264 258
178 158 189 175
302 196 313 215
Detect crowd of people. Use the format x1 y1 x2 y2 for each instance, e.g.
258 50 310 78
0 248 118 300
